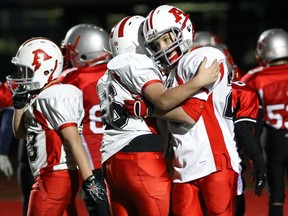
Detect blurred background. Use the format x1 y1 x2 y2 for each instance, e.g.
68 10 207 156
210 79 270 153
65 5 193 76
1 1 288 214
0 0 288 82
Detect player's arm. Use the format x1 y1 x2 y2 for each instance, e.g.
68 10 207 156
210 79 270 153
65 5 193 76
10 87 29 139
153 105 196 125
234 121 265 166
153 96 206 125
234 121 266 196
12 109 27 139
60 125 107 203
124 57 219 124
143 57 219 111
60 126 92 180
233 83 266 196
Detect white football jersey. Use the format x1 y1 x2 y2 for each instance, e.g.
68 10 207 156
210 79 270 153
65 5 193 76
97 53 165 163
24 84 84 176
164 46 241 183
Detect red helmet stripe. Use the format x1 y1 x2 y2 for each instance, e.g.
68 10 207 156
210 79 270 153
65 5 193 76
47 59 58 83
147 8 157 32
118 16 131 38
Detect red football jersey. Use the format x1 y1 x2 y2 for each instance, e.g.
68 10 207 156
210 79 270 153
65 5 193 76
241 64 288 129
232 81 259 124
0 82 13 109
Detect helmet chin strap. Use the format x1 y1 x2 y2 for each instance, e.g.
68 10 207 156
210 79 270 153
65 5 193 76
169 52 179 63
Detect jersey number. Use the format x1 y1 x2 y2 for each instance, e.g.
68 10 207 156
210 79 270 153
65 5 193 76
27 131 38 162
267 104 288 129
89 104 104 134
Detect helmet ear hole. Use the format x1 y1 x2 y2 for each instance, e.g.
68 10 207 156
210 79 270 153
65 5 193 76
80 54 87 60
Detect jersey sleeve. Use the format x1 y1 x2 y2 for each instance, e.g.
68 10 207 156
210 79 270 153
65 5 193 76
37 84 84 130
57 68 78 85
232 81 259 124
178 47 225 97
108 53 163 95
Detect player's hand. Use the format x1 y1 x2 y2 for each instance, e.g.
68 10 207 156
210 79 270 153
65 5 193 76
123 99 153 119
194 57 220 87
0 155 13 180
254 166 267 196
12 86 29 109
82 175 108 204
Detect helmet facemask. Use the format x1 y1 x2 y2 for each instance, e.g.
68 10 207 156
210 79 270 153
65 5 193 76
145 28 188 70
143 5 194 71
6 65 38 95
61 37 79 69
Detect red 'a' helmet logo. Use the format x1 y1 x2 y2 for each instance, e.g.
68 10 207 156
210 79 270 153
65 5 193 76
31 49 52 71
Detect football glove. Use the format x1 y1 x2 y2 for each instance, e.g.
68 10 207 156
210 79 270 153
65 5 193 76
0 155 13 179
82 175 108 204
123 99 153 119
253 166 267 196
12 86 29 109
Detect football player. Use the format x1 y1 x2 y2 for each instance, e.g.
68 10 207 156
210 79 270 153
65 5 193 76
59 24 111 216
194 30 267 216
97 15 219 216
140 5 241 215
241 28 288 216
7 37 105 215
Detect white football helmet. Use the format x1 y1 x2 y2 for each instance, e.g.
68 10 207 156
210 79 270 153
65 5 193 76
7 37 63 94
256 28 288 65
109 15 146 57
61 24 111 67
143 5 194 70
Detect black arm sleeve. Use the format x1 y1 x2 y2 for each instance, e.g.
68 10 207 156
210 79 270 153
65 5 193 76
234 121 265 170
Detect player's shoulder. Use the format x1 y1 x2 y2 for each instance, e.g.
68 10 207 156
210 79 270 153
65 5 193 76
192 46 224 58
246 66 264 75
232 80 254 91
108 53 154 70
40 83 82 99
61 67 78 77
183 46 225 63
57 67 78 83
241 66 264 82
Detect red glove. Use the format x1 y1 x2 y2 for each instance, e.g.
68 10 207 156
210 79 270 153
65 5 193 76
123 99 153 118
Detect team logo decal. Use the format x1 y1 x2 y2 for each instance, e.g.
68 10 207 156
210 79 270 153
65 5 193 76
32 49 52 71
